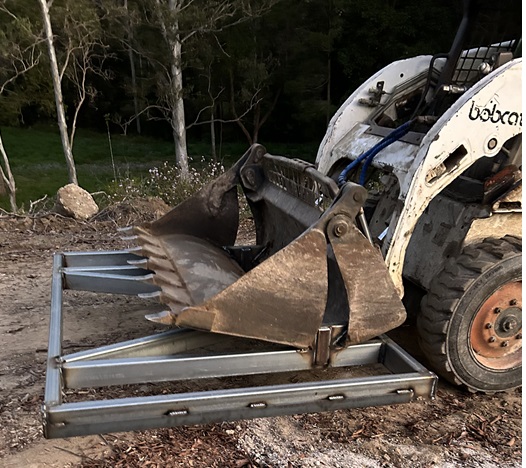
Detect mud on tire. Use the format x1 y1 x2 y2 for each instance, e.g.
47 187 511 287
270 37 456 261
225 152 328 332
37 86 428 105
418 236 522 393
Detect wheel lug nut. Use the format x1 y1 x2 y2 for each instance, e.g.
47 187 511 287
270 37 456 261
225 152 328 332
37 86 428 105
485 323 493 329
516 334 522 340
488 337 496 343
501 341 509 347
494 307 501 314
510 299 517 306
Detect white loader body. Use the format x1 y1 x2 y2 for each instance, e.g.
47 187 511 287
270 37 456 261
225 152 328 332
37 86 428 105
316 51 522 293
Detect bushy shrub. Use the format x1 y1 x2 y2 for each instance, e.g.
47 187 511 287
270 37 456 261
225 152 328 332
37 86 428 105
109 157 225 206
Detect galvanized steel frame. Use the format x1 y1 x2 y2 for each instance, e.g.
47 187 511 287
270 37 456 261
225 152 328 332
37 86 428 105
43 251 437 439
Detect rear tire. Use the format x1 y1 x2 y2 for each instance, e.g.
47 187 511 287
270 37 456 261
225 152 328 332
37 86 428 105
417 236 522 392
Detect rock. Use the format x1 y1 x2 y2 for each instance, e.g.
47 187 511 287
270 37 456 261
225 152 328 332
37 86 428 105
55 184 99 220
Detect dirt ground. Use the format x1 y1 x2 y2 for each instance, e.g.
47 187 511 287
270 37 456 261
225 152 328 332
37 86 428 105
0 200 522 467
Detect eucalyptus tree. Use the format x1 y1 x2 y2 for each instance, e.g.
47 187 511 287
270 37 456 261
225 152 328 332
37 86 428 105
38 0 112 185
38 0 77 184
0 0 44 211
122 0 142 134
122 0 276 175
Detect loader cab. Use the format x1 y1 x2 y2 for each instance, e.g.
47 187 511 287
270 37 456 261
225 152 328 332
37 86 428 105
428 0 521 117
431 0 522 205
364 0 522 208
369 0 522 133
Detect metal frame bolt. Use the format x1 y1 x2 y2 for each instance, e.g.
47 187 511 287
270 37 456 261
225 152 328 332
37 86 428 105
488 336 496 343
510 299 517 306
254 147 265 163
244 169 256 185
333 222 348 237
485 323 493 329
487 137 498 151
501 341 509 347
494 307 501 314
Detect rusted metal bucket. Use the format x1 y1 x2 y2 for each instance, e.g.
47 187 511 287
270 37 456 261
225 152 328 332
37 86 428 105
125 144 406 348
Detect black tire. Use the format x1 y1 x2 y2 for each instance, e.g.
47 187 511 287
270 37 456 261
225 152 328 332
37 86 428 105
417 235 522 393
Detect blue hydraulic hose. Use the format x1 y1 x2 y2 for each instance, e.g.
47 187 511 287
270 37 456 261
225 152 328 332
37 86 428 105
337 119 415 187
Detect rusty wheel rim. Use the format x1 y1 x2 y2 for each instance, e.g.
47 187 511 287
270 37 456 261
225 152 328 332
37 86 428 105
470 281 522 370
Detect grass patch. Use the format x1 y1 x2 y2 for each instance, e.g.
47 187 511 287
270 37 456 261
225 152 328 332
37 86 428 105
0 124 319 211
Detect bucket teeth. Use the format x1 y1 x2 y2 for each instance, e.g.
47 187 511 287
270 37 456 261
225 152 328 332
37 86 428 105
128 230 245 322
137 244 167 260
144 257 176 275
145 310 177 325
126 246 143 254
138 289 189 308
139 273 156 283
132 226 151 237
150 270 184 288
158 285 193 307
139 275 189 303
127 258 148 267
138 291 162 299
120 235 139 241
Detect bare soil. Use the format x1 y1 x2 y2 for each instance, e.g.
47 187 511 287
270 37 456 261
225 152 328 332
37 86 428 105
0 200 521 468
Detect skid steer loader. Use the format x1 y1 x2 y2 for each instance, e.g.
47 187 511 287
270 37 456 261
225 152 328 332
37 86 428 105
43 0 521 438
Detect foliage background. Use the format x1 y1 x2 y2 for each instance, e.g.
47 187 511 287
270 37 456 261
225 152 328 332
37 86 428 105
0 0 463 209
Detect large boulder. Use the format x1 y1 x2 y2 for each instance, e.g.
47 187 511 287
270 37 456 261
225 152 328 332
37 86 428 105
55 184 99 220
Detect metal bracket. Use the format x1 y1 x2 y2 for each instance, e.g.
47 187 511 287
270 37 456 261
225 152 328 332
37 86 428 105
313 327 332 367
359 81 385 107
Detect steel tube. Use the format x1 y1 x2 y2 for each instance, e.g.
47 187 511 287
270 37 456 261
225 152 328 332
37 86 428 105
64 264 148 275
62 340 385 389
62 329 227 362
44 254 65 406
64 250 143 267
382 336 432 374
63 349 311 388
43 248 438 439
63 271 158 295
46 372 435 438
330 341 382 366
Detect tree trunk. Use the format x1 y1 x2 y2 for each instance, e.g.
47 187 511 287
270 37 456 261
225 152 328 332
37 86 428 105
0 131 17 213
210 105 216 161
157 0 189 176
129 47 141 134
169 33 189 175
219 103 223 160
38 0 78 185
124 0 141 134
252 101 260 144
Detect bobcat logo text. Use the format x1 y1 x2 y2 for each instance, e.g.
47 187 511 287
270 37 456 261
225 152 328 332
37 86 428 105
468 102 522 126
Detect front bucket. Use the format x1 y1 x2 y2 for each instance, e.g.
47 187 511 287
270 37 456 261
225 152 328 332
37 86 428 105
126 144 406 348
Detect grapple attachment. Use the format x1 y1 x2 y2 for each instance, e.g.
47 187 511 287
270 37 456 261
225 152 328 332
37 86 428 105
126 144 406 348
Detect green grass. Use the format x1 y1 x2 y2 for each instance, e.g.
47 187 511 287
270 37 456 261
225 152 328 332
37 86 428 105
0 124 319 211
